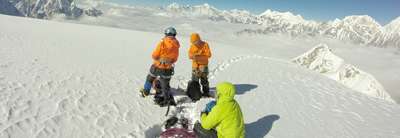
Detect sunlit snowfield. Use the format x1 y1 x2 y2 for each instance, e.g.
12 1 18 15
54 2 400 102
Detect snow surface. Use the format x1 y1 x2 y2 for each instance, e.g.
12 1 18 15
47 2 400 103
1 14 400 138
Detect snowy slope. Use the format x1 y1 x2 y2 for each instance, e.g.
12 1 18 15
292 44 393 102
1 14 400 138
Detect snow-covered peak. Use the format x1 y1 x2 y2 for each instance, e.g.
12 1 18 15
324 15 382 44
258 9 305 24
340 15 382 28
292 44 344 74
384 16 400 34
3 0 103 19
7 0 83 18
229 9 251 15
259 9 303 19
387 16 400 26
0 0 22 16
165 3 220 16
198 3 211 8
367 16 400 48
167 2 180 9
293 44 394 102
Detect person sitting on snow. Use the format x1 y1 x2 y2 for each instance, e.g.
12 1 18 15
140 27 180 107
194 82 245 138
188 33 212 97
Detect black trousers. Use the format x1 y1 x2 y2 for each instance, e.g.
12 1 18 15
191 66 209 94
193 121 217 138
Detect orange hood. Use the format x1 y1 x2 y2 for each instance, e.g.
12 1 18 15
190 33 201 44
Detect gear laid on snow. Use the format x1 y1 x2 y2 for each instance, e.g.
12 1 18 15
186 80 202 101
158 95 197 138
160 128 196 138
165 116 179 129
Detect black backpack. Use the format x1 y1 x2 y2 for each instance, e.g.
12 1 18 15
186 80 202 102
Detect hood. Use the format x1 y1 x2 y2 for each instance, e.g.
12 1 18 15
216 82 235 103
190 33 201 43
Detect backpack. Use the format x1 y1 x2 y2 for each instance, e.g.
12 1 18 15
186 80 202 102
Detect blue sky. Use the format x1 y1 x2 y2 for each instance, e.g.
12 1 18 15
111 0 400 25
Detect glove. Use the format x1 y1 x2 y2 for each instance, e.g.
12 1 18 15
203 100 216 113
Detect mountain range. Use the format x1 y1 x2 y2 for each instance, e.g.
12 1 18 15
1 0 102 19
164 3 400 48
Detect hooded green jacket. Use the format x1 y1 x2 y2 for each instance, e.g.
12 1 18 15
201 82 245 138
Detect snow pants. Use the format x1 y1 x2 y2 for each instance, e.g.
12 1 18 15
192 66 209 94
145 65 174 99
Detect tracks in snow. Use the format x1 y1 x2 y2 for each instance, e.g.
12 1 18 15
0 52 290 137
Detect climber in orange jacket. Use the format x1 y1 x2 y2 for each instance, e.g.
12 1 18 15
141 27 180 107
188 33 212 97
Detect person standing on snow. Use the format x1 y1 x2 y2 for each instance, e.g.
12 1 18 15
188 33 212 97
140 27 180 107
194 82 245 138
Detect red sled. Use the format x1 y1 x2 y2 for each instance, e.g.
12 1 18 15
160 128 196 138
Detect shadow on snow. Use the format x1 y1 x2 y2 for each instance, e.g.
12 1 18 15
245 114 280 138
210 84 258 95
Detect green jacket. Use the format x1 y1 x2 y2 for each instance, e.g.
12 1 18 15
201 82 245 138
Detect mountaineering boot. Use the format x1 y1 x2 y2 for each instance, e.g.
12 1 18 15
140 88 150 97
180 118 189 129
165 116 179 129
154 95 164 105
193 121 217 138
141 81 152 97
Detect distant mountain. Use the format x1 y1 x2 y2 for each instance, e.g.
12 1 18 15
7 0 82 18
368 17 400 48
165 3 220 17
323 15 382 44
0 0 22 16
1 0 102 19
162 3 400 48
292 44 394 102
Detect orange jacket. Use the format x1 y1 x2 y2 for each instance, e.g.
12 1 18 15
152 36 180 69
188 34 211 68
